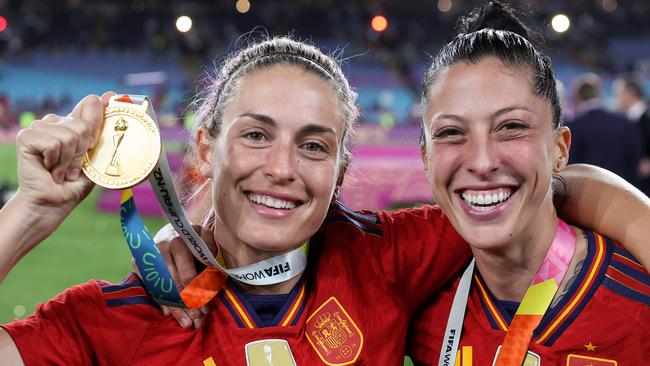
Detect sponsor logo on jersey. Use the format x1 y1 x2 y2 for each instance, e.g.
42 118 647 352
492 346 540 366
305 297 363 365
245 339 297 366
566 354 618 365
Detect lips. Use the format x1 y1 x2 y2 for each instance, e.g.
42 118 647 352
246 192 302 210
458 187 515 213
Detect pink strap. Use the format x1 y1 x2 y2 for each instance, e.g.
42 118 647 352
532 219 576 285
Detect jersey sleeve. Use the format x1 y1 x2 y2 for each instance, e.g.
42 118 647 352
377 205 471 310
1 280 106 365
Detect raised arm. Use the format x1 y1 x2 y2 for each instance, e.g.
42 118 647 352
556 163 650 269
0 95 105 283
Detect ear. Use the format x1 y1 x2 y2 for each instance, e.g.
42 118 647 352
554 126 571 172
195 127 215 178
333 163 348 200
420 146 431 179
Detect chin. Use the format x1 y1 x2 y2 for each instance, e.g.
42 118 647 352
456 224 512 252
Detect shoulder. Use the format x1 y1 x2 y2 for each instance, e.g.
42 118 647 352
323 201 384 236
323 202 458 240
601 240 650 307
27 273 158 321
97 272 159 310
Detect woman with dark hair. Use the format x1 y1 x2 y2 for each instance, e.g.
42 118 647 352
409 2 649 365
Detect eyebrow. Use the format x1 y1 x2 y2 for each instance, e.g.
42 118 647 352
239 112 337 136
490 106 535 119
433 106 535 123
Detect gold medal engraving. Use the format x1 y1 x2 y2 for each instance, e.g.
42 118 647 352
245 339 297 366
83 106 161 189
105 117 129 176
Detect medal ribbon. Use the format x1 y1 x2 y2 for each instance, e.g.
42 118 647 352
111 94 308 308
494 219 576 366
438 218 576 366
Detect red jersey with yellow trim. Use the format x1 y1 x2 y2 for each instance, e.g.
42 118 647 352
408 230 650 366
3 202 470 366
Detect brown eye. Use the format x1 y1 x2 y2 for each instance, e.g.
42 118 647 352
301 141 329 157
500 121 527 130
433 127 463 140
244 131 266 142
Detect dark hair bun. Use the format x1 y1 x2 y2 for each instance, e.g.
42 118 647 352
457 1 532 40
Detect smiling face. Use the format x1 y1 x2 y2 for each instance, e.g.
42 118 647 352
197 65 345 264
421 57 570 252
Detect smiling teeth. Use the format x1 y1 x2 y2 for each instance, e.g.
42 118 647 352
248 193 297 210
461 189 511 208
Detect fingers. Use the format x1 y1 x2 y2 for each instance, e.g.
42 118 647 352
157 241 182 290
197 224 218 255
152 223 211 328
101 91 116 106
68 94 104 146
17 95 105 184
169 306 206 329
171 236 199 288
41 118 96 183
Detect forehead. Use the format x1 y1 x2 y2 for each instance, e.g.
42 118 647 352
223 64 345 134
426 57 547 116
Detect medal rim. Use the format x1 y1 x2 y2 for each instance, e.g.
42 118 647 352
83 105 161 189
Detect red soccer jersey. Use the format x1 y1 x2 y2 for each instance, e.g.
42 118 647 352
408 230 650 366
3 203 470 365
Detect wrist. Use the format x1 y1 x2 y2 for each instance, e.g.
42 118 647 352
3 190 69 251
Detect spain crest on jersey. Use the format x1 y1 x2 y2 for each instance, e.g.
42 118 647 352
566 354 618 365
306 297 363 365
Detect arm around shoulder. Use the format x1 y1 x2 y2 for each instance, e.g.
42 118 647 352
557 164 650 269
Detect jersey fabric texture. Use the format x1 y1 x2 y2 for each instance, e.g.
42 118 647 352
3 202 469 366
408 229 650 366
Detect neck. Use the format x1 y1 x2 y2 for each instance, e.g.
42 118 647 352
235 275 302 295
472 205 558 302
215 225 306 295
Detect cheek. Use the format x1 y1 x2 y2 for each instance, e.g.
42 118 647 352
299 158 338 198
428 146 459 184
220 144 262 178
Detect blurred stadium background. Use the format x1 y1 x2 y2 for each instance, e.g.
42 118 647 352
0 1 649 357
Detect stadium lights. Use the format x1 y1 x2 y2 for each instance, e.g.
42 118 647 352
371 15 388 32
551 14 570 33
236 0 251 14
0 16 7 32
175 15 192 33
438 0 452 13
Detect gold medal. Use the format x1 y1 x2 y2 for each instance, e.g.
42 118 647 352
83 105 161 189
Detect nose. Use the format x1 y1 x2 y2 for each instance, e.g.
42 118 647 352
262 141 297 183
465 136 500 177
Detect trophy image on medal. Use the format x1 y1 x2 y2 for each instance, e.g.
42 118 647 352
105 117 129 176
